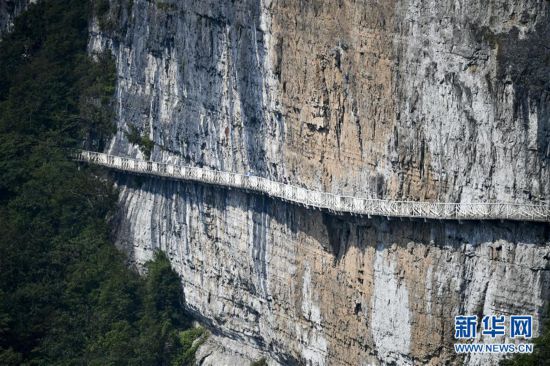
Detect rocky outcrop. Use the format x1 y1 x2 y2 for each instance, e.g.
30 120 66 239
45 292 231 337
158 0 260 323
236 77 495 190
89 0 550 364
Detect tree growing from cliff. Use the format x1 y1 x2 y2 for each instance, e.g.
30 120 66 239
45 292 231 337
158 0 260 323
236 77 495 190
500 309 550 366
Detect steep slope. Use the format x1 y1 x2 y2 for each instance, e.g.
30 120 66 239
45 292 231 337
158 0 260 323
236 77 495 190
90 0 550 364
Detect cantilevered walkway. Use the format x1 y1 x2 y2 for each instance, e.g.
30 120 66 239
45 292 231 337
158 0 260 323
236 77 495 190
74 150 550 223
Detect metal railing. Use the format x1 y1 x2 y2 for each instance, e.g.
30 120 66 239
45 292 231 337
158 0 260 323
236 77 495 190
73 150 550 222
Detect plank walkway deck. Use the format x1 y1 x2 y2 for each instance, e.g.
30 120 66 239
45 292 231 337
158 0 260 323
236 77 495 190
74 150 550 222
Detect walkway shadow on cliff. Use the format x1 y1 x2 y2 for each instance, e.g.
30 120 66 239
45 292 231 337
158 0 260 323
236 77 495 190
318 211 550 260
112 172 550 270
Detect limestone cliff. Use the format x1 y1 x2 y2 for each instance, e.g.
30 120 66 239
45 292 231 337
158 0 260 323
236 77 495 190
89 0 550 364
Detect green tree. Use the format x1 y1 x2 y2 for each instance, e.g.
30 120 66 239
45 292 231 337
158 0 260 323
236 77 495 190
0 1 200 364
500 310 550 366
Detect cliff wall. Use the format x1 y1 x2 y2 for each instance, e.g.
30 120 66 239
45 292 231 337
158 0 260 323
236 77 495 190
89 0 550 364
93 0 550 203
112 175 549 365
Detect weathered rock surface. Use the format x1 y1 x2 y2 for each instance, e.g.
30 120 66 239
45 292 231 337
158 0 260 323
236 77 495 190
88 0 550 364
93 0 550 203
112 175 550 365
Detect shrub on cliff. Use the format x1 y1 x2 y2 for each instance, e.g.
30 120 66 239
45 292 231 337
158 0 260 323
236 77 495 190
500 309 550 366
126 125 155 159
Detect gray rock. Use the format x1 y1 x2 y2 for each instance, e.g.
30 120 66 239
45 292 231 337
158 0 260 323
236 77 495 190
89 0 550 364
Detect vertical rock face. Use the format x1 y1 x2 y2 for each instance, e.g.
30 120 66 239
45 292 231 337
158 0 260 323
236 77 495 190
93 0 550 203
113 176 550 365
89 0 550 364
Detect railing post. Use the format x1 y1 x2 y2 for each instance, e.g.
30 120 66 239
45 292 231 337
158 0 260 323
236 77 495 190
72 150 550 223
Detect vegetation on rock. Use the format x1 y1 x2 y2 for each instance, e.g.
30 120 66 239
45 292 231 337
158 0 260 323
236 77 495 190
251 358 268 366
126 125 155 160
500 308 550 366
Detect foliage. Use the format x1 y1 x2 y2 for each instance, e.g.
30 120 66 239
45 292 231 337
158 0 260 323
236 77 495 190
0 0 195 364
78 51 118 151
500 308 550 366
172 327 208 366
156 1 178 12
94 0 134 38
251 358 268 366
126 125 155 159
